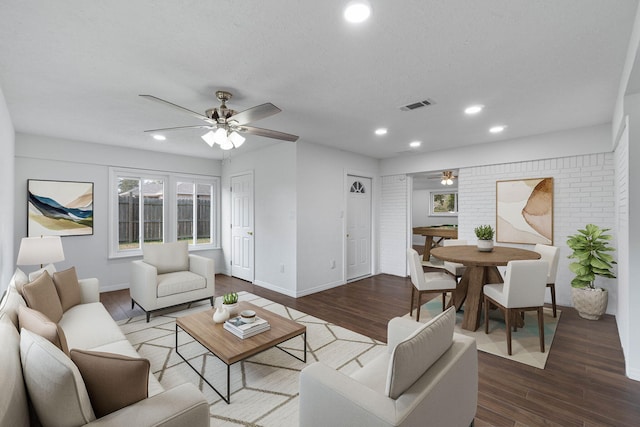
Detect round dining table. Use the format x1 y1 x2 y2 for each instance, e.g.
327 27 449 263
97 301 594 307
430 245 541 331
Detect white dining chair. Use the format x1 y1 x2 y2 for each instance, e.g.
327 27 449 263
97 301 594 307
442 239 467 280
534 244 560 317
483 259 549 355
407 248 458 322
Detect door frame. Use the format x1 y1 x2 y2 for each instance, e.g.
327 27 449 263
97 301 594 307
343 170 377 282
229 170 254 283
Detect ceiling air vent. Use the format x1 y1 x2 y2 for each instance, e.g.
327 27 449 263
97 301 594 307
400 98 436 111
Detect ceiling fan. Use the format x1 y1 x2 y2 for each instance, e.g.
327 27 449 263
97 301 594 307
139 90 299 150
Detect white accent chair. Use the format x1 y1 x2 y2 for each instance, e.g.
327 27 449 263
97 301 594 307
408 248 457 322
534 244 560 317
299 307 478 427
130 241 215 322
442 239 467 280
483 260 549 355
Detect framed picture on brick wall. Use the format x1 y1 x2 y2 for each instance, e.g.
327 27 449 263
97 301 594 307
496 177 553 245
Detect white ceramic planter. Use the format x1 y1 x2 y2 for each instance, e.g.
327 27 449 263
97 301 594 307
223 302 239 317
477 239 494 252
571 287 608 320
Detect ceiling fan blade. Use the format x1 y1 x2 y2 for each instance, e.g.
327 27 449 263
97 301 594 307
241 125 299 142
229 103 281 125
139 94 215 124
143 125 214 133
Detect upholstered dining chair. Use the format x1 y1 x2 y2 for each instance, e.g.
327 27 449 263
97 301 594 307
442 239 467 281
534 243 560 317
407 248 458 322
483 259 549 355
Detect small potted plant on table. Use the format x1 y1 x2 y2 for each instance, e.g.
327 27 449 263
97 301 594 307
474 225 495 252
567 224 616 320
222 292 239 316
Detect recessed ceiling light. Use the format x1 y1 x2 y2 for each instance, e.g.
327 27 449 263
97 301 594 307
375 128 387 135
464 104 484 115
409 141 421 148
153 134 166 141
344 1 371 23
489 125 506 134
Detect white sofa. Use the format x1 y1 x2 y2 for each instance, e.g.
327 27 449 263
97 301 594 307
130 241 215 322
299 308 478 427
0 268 209 427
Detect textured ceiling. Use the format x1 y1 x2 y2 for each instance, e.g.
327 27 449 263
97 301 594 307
0 1 637 160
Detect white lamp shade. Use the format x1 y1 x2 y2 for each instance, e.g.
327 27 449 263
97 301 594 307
213 128 228 146
228 131 245 148
201 130 217 147
17 236 65 266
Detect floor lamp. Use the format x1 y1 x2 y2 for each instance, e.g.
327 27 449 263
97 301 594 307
17 236 65 268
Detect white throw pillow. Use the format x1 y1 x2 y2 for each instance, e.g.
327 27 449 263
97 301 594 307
19 329 96 427
28 263 57 282
385 306 455 399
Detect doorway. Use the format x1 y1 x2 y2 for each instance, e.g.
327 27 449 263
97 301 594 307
230 173 254 282
346 175 372 281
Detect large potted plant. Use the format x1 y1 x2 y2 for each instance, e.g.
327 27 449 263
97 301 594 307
474 225 495 252
566 224 616 320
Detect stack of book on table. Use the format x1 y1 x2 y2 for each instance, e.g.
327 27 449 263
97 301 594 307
224 316 270 339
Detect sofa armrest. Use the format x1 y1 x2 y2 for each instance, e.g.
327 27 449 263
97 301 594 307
300 362 397 427
83 383 208 427
78 278 100 303
129 260 158 309
188 254 215 290
387 317 422 352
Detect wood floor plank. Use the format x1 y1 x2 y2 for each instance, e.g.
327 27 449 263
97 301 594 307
100 273 640 425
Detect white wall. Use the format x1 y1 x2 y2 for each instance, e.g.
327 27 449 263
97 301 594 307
0 86 15 293
14 133 223 291
221 143 298 296
458 153 617 313
382 124 612 176
296 142 379 296
379 175 409 277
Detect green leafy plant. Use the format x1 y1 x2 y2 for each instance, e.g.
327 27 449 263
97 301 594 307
567 224 616 289
474 225 494 240
223 292 238 304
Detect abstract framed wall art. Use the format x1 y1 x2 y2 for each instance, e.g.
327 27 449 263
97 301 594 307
496 177 553 245
28 179 94 237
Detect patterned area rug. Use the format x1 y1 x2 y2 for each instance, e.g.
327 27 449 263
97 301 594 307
404 299 560 369
117 292 386 427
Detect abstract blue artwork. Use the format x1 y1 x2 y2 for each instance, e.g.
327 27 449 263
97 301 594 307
28 180 94 237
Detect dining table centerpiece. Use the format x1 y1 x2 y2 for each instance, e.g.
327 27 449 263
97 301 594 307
474 225 495 252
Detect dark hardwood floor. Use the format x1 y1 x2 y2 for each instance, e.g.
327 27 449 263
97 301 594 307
102 274 640 426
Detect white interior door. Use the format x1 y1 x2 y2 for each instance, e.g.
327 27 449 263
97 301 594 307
231 173 254 282
347 176 372 281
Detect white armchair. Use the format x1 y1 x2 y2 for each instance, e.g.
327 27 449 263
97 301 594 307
300 308 477 427
130 241 214 322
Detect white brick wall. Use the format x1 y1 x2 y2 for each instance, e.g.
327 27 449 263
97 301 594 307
379 175 408 276
458 153 617 313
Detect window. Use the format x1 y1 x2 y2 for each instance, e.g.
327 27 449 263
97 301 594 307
430 191 458 216
110 168 219 257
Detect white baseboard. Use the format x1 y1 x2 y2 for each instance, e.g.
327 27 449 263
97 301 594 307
253 280 297 298
99 282 129 293
295 280 345 297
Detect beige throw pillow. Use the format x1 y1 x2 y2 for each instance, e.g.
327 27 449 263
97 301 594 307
20 329 96 427
18 305 69 354
21 272 64 323
53 267 82 311
70 349 150 418
11 267 29 296
385 306 455 399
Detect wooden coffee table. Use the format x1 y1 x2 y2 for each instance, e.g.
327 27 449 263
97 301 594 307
175 301 306 403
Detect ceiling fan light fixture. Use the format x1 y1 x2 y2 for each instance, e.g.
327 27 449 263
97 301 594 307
201 130 217 147
219 139 234 150
229 131 245 148
441 170 455 186
213 127 228 145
